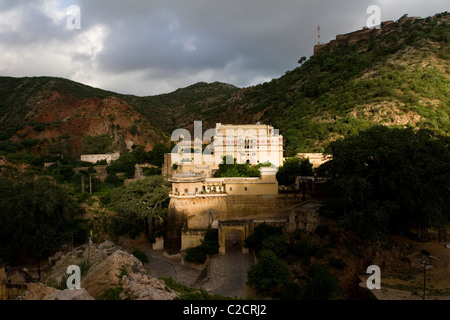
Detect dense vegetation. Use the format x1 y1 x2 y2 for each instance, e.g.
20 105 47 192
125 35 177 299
276 157 314 186
258 13 450 154
317 125 450 241
120 81 240 133
245 223 340 300
213 156 271 178
0 139 171 268
0 169 86 276
1 14 449 158
184 229 219 264
106 176 170 241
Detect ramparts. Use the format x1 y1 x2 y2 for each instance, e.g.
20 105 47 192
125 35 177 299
313 18 415 55
164 193 304 254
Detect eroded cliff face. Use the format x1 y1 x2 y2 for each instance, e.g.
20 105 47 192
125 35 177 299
11 90 168 158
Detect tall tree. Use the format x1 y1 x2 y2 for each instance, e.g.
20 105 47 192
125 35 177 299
109 176 170 239
276 156 314 186
317 125 450 240
147 143 171 167
0 173 83 278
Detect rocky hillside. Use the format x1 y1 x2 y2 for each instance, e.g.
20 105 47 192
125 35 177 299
0 77 169 158
208 12 450 155
22 240 180 300
1 12 448 157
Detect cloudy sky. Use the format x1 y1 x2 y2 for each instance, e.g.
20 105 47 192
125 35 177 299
0 0 448 96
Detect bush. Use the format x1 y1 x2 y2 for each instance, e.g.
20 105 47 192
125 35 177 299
262 234 288 258
131 248 149 264
302 264 339 300
244 223 283 254
280 282 302 300
289 238 321 260
99 286 123 300
184 246 208 264
247 249 291 294
184 230 219 264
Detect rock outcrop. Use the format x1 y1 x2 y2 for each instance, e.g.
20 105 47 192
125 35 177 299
43 288 94 300
80 249 145 298
120 272 179 300
24 241 180 300
22 283 59 300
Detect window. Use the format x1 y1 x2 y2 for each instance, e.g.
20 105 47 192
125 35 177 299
175 188 178 193
244 187 248 191
229 187 233 191
195 188 198 193
184 189 188 194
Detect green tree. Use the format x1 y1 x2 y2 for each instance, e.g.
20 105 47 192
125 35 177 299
318 126 450 240
109 176 170 239
247 249 291 295
244 223 284 254
82 134 115 154
215 156 261 177
276 157 314 186
148 143 171 168
0 173 83 278
132 145 149 164
302 264 339 300
107 153 137 178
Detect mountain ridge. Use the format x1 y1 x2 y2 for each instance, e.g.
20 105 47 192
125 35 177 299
0 12 448 158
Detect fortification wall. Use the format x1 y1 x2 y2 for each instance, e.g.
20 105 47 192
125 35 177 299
164 194 304 253
313 20 399 55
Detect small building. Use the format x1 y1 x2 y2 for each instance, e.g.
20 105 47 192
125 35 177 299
296 153 330 168
80 152 120 164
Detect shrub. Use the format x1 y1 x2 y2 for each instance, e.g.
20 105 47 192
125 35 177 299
280 282 302 300
244 223 283 254
184 230 219 264
132 248 149 264
247 249 291 294
302 264 339 300
99 286 123 300
184 246 208 264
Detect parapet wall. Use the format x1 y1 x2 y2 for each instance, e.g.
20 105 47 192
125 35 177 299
313 19 401 55
164 193 304 253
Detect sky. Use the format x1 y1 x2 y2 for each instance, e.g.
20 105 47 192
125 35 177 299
0 0 448 96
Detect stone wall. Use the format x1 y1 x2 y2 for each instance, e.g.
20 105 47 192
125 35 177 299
313 19 400 55
164 193 304 253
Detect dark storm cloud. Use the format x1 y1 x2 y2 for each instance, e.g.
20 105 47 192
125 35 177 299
75 0 387 88
0 0 448 95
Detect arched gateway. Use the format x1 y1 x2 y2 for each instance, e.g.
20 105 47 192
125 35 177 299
218 221 251 254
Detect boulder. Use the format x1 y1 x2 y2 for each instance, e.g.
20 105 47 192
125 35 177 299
120 272 179 300
81 250 145 298
23 283 58 300
43 288 94 300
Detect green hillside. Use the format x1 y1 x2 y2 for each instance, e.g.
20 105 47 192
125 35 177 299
219 12 450 155
0 12 448 157
119 81 239 133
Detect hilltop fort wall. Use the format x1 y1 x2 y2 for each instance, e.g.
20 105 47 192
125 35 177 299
313 17 421 55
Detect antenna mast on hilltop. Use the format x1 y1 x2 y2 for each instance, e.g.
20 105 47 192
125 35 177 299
317 26 321 45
